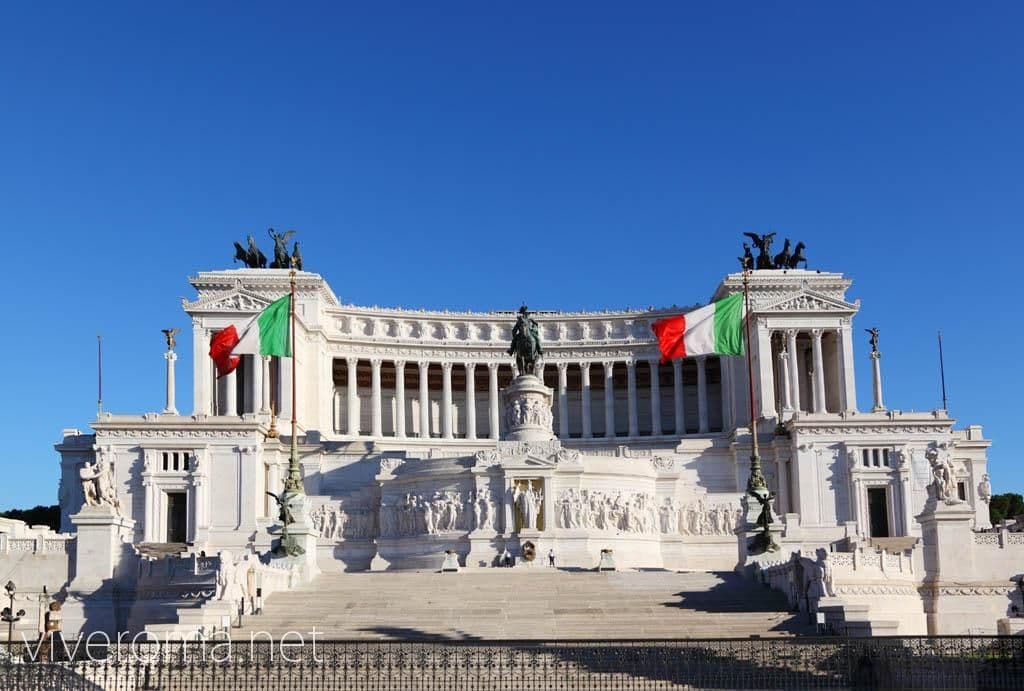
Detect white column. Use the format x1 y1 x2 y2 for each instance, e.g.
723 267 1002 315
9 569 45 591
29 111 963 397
163 350 178 415
488 363 500 440
249 354 262 415
719 357 731 431
142 467 155 542
696 356 708 433
224 368 238 417
756 323 777 419
580 363 593 439
840 325 857 412
260 356 272 414
871 351 885 412
786 330 801 413
849 474 863 537
778 348 792 413
648 358 662 436
626 359 639 438
557 362 569 438
192 320 212 416
394 360 406 438
673 359 685 435
370 358 383 437
419 361 431 438
441 362 453 439
346 357 359 435
465 363 477 440
899 464 913 536
602 361 616 439
777 458 790 515
811 329 827 413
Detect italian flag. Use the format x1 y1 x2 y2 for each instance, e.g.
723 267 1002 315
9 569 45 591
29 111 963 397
209 294 291 377
651 292 744 362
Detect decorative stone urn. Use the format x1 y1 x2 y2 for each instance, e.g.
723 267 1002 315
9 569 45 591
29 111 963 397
501 374 555 442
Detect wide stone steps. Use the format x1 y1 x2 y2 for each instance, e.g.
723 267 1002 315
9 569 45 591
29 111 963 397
235 569 812 640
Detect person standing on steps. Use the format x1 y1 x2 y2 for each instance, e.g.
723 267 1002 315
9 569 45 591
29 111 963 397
548 548 556 568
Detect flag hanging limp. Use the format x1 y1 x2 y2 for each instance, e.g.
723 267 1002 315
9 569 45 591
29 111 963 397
209 294 291 377
651 292 744 362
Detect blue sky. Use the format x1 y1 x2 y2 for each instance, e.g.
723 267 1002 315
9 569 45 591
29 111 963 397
0 2 1021 510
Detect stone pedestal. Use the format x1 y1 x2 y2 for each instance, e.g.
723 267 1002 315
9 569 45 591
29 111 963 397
268 494 320 583
918 499 976 582
70 507 136 592
741 487 782 563
598 549 617 572
502 375 555 442
870 351 885 412
64 507 136 636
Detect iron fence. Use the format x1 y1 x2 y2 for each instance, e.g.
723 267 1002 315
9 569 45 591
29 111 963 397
2 636 1023 690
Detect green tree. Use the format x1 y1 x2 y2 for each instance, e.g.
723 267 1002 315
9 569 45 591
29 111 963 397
989 493 1024 526
0 504 60 531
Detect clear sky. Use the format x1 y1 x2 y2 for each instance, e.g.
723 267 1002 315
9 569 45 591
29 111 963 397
0 2 1021 510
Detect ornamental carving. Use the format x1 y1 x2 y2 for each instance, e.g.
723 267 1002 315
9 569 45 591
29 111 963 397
650 456 676 472
473 449 502 467
379 458 405 474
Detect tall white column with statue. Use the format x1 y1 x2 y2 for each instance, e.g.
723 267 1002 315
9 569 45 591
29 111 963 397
866 328 885 412
161 328 179 415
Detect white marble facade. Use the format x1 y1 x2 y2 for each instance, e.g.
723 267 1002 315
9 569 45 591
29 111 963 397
55 267 993 572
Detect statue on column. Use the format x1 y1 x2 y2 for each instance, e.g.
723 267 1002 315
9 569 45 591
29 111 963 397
926 447 962 505
865 327 880 354
161 328 179 351
508 305 543 376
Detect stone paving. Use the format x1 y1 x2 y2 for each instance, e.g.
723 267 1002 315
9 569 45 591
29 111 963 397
235 568 813 640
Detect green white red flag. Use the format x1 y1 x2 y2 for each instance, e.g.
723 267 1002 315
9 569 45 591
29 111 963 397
209 294 291 377
651 292 744 362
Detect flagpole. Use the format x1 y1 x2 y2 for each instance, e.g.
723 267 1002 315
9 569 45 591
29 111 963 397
283 268 303 494
97 334 103 417
938 331 948 411
742 270 766 492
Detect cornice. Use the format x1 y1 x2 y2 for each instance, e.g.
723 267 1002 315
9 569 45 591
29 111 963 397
786 411 955 436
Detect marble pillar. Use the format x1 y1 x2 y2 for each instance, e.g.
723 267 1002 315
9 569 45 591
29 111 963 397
418 361 430 438
394 360 406 438
347 358 359 435
441 362 453 439
260 356 272 414
488 363 500 440
224 368 238 417
811 329 826 414
579 363 593 439
557 362 569 438
370 358 383 437
465 363 477 440
673 359 685 435
163 349 178 415
603 361 615 438
778 348 792 413
649 358 662 436
626 359 639 437
786 330 801 413
871 351 885 412
696 356 708 434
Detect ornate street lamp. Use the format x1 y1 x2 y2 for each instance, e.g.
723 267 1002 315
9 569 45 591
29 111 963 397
2 581 26 651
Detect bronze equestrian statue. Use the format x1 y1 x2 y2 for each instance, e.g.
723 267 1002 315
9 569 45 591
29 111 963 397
508 305 543 376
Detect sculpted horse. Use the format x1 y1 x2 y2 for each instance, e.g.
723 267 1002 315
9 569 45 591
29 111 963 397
508 306 542 376
787 241 807 269
773 239 792 269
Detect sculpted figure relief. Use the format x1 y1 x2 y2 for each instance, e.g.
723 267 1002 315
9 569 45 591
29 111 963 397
555 488 664 535
380 489 499 537
514 482 543 530
311 503 376 540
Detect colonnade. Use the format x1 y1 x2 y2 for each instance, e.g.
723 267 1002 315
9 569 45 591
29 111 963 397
335 356 731 440
772 327 853 416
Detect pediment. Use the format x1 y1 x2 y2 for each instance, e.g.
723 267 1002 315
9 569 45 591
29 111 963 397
758 289 858 314
184 288 274 314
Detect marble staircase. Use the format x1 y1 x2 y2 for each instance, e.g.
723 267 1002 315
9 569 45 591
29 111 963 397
235 569 813 639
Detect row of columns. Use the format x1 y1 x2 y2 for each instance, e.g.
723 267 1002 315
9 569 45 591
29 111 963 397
216 355 275 417
342 355 726 440
775 328 833 415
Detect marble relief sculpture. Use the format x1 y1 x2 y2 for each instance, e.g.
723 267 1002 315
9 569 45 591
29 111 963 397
379 490 499 538
311 504 377 540
554 489 741 536
514 483 543 530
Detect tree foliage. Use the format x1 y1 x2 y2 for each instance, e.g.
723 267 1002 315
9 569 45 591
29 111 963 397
989 493 1024 526
0 504 60 531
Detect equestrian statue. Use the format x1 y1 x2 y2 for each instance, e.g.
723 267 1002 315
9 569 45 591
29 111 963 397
508 305 543 376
